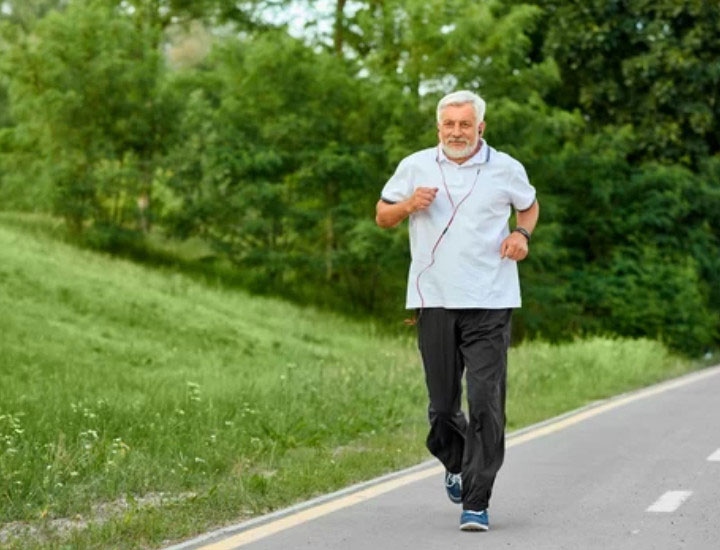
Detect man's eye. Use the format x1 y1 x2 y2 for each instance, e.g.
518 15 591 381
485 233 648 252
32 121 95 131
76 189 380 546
460 122 472 129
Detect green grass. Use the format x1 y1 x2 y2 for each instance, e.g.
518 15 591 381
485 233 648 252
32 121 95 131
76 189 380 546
0 213 701 549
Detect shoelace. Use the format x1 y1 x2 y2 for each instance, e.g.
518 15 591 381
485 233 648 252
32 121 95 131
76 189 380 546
446 473 461 487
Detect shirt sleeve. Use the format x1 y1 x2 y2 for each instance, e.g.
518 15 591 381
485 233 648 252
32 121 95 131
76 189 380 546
380 158 414 204
507 161 536 211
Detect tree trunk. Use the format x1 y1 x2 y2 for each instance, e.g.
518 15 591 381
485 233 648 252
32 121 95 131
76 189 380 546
334 0 346 58
325 181 337 281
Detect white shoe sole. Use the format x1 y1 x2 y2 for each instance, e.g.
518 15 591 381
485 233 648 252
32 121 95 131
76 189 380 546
460 522 489 532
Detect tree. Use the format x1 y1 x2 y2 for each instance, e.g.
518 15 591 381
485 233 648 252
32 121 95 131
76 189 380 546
535 126 720 353
163 31 387 300
1 0 172 233
0 0 67 31
519 0 720 166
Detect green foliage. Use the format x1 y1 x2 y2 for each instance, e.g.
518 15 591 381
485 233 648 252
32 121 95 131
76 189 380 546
528 128 720 353
0 0 66 31
1 0 172 232
523 0 720 165
348 0 555 99
0 83 10 128
163 30 397 311
116 0 273 29
579 247 715 354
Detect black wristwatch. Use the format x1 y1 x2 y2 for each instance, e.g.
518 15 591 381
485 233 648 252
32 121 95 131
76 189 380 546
513 226 531 242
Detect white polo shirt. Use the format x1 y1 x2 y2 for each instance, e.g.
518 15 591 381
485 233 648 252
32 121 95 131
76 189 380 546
381 141 536 309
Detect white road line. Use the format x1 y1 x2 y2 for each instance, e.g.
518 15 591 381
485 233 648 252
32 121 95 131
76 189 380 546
646 491 692 513
707 448 720 462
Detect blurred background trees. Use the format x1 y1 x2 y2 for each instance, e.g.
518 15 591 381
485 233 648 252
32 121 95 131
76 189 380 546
0 0 717 355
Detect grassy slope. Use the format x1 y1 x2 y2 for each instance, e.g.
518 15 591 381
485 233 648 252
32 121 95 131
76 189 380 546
0 214 697 549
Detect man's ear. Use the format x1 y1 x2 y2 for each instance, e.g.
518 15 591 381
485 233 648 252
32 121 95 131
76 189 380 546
478 121 486 136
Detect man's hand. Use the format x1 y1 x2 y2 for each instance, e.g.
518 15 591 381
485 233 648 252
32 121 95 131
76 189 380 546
376 186 439 228
408 187 439 213
500 231 529 261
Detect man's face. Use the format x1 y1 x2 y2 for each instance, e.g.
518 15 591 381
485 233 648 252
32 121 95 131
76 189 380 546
437 103 484 160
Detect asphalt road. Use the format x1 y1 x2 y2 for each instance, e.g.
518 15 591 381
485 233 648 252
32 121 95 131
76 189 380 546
167 365 720 550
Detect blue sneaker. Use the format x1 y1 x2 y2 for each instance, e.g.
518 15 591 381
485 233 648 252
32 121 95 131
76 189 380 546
460 509 489 531
444 471 462 504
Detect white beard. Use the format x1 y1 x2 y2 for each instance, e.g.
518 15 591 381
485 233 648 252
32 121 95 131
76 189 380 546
441 136 478 159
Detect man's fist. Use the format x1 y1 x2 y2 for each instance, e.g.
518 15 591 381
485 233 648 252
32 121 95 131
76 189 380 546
500 232 529 261
409 187 439 213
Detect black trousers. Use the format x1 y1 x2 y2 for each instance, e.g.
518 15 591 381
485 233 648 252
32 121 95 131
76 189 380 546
417 308 511 511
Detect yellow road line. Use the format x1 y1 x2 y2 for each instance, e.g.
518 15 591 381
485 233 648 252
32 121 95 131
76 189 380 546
199 465 444 550
197 365 720 550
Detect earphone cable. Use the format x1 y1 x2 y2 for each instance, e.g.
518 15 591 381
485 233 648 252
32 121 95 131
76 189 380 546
414 157 482 324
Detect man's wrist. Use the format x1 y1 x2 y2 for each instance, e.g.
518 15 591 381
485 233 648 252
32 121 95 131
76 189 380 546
513 226 531 242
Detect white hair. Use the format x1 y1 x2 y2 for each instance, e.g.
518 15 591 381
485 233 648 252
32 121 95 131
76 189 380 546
436 90 486 123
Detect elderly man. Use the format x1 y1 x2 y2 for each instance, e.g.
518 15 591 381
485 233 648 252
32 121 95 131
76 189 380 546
375 90 539 531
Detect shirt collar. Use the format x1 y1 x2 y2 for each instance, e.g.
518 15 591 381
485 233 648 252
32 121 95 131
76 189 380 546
437 139 490 166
